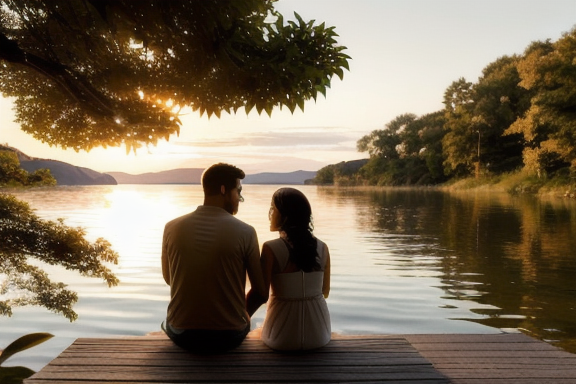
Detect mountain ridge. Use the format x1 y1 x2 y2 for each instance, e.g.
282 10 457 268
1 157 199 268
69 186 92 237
2 145 317 185
2 145 117 185
108 169 316 185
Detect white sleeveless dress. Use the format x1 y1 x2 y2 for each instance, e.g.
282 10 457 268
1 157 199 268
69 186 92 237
260 238 331 350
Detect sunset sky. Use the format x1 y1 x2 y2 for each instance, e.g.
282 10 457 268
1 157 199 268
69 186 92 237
2 0 575 174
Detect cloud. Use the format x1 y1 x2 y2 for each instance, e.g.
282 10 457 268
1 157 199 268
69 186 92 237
172 130 355 148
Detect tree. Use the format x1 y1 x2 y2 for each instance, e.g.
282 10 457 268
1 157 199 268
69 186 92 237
441 78 477 177
0 1 350 320
0 149 56 187
0 0 350 153
0 194 119 321
414 111 447 183
310 159 368 186
312 165 335 185
472 56 529 174
506 28 576 176
357 113 443 185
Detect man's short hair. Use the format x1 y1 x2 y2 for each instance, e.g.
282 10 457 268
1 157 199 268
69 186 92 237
202 163 245 196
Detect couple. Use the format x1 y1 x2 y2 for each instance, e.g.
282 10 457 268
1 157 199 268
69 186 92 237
161 163 331 353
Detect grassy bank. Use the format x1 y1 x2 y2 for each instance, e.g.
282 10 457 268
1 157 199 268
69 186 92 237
440 170 576 198
327 170 576 199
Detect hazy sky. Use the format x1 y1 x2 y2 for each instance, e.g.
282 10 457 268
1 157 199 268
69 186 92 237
2 0 575 174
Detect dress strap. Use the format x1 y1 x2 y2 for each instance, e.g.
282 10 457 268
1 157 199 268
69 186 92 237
265 238 291 271
316 238 327 269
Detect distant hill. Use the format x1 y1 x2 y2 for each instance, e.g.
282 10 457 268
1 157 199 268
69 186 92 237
244 170 316 184
2 145 116 185
2 145 316 186
108 169 204 184
108 169 316 185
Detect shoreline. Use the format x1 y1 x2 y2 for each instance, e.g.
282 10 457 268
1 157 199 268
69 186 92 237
315 175 576 200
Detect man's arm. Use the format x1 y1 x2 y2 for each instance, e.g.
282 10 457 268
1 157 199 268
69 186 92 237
245 230 268 316
161 225 171 285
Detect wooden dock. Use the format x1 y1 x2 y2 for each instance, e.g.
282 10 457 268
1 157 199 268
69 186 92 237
24 333 576 383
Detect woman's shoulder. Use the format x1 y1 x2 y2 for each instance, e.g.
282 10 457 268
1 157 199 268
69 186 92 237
263 237 289 255
264 237 285 246
314 237 327 250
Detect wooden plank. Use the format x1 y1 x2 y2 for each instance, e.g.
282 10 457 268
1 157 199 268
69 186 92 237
446 380 576 384
404 333 538 343
427 357 576 366
67 336 415 351
406 334 576 383
25 381 447 384
432 369 576 379
29 364 448 382
50 354 431 367
409 350 575 359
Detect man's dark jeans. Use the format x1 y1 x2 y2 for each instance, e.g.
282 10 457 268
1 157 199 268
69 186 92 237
162 321 250 354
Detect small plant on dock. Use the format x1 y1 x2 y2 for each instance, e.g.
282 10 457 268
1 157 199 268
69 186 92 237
0 333 53 384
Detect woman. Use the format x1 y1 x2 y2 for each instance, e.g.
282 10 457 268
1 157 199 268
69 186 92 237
259 187 331 351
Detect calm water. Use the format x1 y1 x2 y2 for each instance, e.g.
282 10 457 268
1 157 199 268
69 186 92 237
1 185 575 370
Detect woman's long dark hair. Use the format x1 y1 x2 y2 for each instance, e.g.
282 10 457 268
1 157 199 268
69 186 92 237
272 188 320 272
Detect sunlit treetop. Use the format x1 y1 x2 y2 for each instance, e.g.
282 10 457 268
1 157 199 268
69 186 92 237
0 0 350 153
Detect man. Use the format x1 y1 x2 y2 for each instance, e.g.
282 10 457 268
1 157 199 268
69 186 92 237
161 163 266 353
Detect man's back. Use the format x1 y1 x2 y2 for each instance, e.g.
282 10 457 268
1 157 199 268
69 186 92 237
162 205 260 330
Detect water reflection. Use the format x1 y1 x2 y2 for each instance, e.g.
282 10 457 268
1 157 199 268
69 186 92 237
318 187 576 353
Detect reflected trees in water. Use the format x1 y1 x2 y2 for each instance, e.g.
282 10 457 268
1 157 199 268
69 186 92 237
318 187 576 353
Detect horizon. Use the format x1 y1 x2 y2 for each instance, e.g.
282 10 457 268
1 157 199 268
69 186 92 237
2 0 575 174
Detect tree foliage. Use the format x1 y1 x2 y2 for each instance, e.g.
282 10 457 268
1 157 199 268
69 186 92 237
311 159 368 186
506 29 576 176
0 149 56 187
0 0 350 154
0 194 119 321
355 112 447 185
339 27 576 187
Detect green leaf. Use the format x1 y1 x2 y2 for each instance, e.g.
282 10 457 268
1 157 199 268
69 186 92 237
297 98 305 112
0 366 36 384
245 100 255 115
0 333 54 366
315 85 327 98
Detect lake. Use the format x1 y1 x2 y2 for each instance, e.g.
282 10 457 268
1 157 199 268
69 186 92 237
1 184 575 370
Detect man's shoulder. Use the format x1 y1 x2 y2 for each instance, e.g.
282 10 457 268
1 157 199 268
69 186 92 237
225 214 256 234
165 210 197 226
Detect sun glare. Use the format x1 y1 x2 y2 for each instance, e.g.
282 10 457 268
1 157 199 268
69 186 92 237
101 188 181 270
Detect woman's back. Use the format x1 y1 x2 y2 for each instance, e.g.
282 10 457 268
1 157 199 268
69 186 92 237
261 238 331 350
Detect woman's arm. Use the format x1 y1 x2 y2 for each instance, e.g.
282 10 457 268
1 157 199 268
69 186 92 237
322 244 331 298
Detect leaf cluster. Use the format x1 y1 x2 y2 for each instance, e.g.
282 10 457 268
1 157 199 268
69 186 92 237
0 194 119 321
0 0 350 153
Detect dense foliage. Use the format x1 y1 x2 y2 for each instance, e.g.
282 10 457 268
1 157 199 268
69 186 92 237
0 0 349 153
0 148 56 187
314 28 575 187
0 194 119 321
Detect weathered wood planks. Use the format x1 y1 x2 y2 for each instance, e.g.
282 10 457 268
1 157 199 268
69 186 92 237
25 335 448 383
405 333 576 384
24 333 576 383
